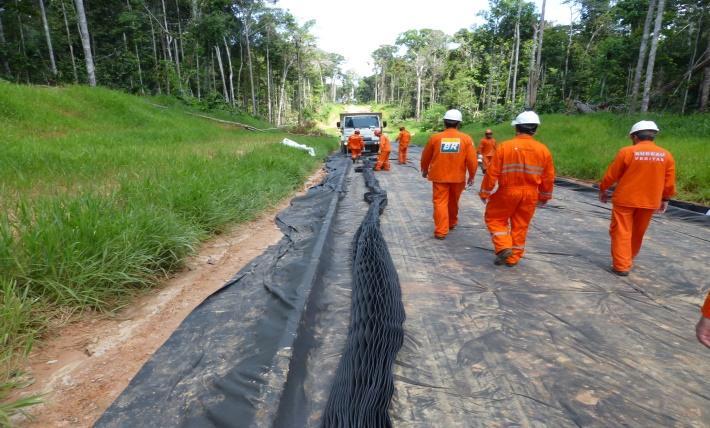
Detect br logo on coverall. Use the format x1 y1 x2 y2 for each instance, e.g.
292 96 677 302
441 138 461 153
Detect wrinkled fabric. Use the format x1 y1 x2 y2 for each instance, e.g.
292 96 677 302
484 188 539 264
375 135 391 171
398 130 411 164
703 292 710 318
478 137 496 170
609 205 655 272
348 134 364 160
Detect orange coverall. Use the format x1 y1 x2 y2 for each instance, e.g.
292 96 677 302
421 128 477 238
348 134 364 160
398 130 412 164
599 140 676 272
375 134 391 171
478 137 497 171
703 292 710 319
479 134 555 265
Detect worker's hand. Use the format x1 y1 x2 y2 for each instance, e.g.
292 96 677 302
480 197 488 205
598 190 609 204
657 200 669 214
466 178 475 188
696 316 710 348
422 171 428 179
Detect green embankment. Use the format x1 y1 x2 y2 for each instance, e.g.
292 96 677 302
407 112 710 204
0 82 336 414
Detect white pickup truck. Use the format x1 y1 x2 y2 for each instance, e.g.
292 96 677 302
337 112 387 155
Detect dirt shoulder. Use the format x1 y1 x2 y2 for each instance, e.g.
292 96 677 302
11 168 326 428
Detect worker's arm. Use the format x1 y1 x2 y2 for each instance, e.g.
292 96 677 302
420 138 434 178
479 147 502 201
697 292 710 348
465 139 478 185
538 150 555 203
599 149 628 202
663 151 676 201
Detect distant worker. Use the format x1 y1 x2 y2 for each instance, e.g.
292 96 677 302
697 292 710 348
479 111 554 266
374 128 391 171
348 129 364 162
478 129 496 173
397 126 412 164
421 109 477 240
598 121 675 276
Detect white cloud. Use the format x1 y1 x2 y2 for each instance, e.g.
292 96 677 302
275 0 573 76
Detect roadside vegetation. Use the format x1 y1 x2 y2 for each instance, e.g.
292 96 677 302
0 82 336 420
402 111 709 204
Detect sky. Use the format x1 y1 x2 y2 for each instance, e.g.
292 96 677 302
275 0 575 77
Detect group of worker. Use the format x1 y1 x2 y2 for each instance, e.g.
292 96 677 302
346 126 411 170
346 107 709 348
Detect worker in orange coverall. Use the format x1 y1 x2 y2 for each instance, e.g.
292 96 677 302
697 292 710 348
374 128 391 171
479 111 554 267
397 126 412 164
421 109 477 240
348 129 364 162
598 120 675 276
478 129 496 173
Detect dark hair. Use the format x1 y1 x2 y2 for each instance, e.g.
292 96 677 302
399 126 405 131
633 131 656 141
515 124 538 135
444 119 460 129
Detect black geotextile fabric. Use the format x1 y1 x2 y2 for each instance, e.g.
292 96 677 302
96 156 351 428
321 160 406 428
374 144 710 426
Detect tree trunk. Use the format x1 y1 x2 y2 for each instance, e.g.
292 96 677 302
511 3 522 106
236 38 243 106
266 30 272 122
681 8 704 113
700 65 710 111
632 0 657 110
243 23 257 115
562 18 574 100
60 1 78 83
415 66 423 120
331 70 337 102
641 0 665 112
527 0 546 108
74 0 96 86
223 36 235 107
0 14 12 76
195 50 201 99
149 17 161 94
277 57 293 126
39 0 58 77
214 45 229 103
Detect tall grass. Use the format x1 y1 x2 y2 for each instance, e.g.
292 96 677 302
0 82 336 419
411 112 710 204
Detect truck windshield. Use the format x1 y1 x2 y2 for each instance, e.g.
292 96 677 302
344 116 379 128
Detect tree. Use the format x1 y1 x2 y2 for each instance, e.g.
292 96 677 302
74 0 95 86
641 0 666 112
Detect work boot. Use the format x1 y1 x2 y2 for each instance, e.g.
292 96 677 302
449 224 457 230
611 268 629 277
434 234 446 240
494 248 513 265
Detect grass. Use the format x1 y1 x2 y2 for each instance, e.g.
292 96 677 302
0 82 336 421
408 111 710 204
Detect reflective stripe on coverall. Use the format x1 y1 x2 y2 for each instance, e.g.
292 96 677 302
348 134 364 160
375 134 391 171
421 128 477 237
478 137 496 170
599 140 676 272
479 134 555 264
703 292 710 319
398 130 411 164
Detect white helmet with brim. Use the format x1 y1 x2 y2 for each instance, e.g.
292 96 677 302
629 120 659 135
511 111 541 126
443 109 463 122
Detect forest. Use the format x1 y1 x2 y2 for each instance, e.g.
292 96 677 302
0 0 708 125
359 0 709 121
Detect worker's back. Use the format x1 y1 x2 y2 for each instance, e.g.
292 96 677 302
478 137 496 156
421 128 476 183
348 134 364 149
399 130 411 146
602 140 675 209
492 134 554 191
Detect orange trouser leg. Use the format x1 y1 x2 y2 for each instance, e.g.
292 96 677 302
432 182 463 237
399 146 408 164
508 192 538 264
351 149 361 160
448 182 466 229
375 151 390 170
483 156 493 171
610 205 654 271
485 191 519 253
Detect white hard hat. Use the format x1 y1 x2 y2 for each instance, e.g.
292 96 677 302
511 111 541 126
354 128 360 133
443 109 463 122
629 120 659 135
